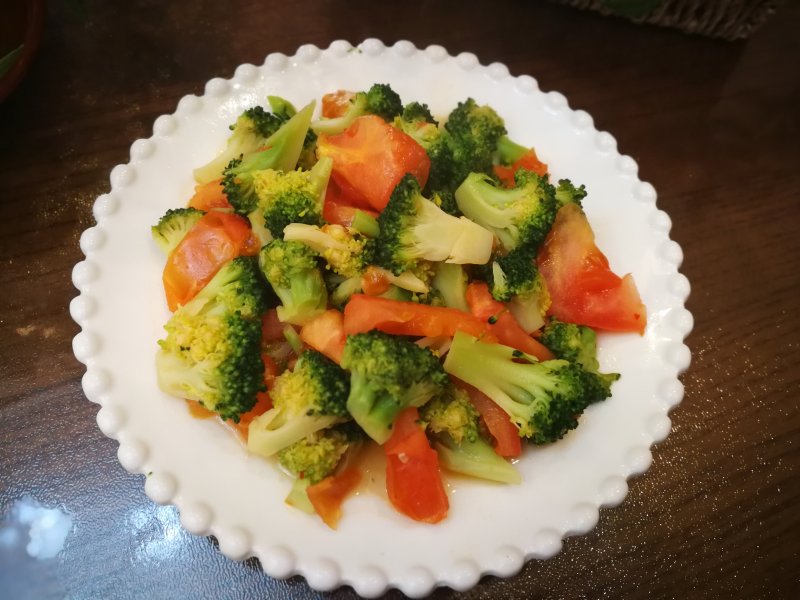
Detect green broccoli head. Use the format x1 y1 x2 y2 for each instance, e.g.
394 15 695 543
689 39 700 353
374 174 494 275
444 331 613 444
484 247 551 333
251 156 333 238
247 350 351 457
541 318 620 397
401 101 437 125
419 386 480 445
554 178 588 209
283 222 375 279
312 83 403 135
196 101 315 185
181 256 268 320
156 310 264 422
341 330 449 444
277 421 364 484
444 98 506 180
422 384 522 484
494 134 530 166
220 102 316 213
151 207 205 255
259 239 328 325
454 169 557 253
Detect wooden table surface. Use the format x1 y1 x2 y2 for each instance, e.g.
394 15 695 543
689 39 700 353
2 1 799 598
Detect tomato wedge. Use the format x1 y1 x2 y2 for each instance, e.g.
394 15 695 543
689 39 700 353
322 178 378 227
162 211 255 311
317 115 430 212
465 282 553 361
321 90 356 118
537 203 647 333
187 179 232 211
384 407 449 524
342 294 494 340
299 309 347 364
493 149 548 188
455 380 521 458
306 467 362 529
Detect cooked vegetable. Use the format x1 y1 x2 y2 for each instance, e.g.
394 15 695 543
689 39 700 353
247 350 350 457
341 330 449 444
312 83 403 135
151 207 205 255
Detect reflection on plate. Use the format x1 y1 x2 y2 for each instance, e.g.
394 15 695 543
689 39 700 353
70 39 692 597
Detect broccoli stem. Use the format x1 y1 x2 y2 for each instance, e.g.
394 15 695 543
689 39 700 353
351 210 380 238
434 434 521 484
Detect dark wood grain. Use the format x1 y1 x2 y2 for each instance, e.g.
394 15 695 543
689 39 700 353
1 0 799 598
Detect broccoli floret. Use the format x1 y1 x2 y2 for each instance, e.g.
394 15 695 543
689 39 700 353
444 98 506 181
312 83 403 135
259 239 328 325
554 179 588 209
401 101 437 124
156 310 263 422
247 350 350 457
420 386 521 484
540 318 620 397
277 425 353 484
156 257 267 420
374 174 494 274
484 248 551 333
151 207 205 255
443 331 613 444
179 256 268 320
341 331 449 444
283 222 375 279
419 386 480 444
221 102 316 214
250 156 333 238
193 106 286 184
454 170 557 253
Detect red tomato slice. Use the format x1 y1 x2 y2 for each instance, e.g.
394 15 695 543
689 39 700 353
360 266 392 296
384 408 449 524
455 380 521 458
465 282 554 361
537 203 647 334
322 178 378 227
306 467 362 529
299 309 347 364
321 90 356 118
342 294 495 341
187 179 233 211
493 149 548 188
162 212 253 311
261 309 286 342
317 115 430 212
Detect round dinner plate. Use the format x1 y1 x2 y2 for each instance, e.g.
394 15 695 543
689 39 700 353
70 39 692 597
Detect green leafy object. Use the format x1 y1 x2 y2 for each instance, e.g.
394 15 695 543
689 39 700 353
0 45 23 79
602 0 661 18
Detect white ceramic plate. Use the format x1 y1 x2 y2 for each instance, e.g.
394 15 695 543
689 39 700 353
70 39 692 597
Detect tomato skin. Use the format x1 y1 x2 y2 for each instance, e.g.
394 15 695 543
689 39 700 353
162 212 253 311
321 90 356 118
187 179 232 211
384 408 449 524
299 309 347 364
360 266 391 296
493 149 548 188
465 282 554 361
537 203 647 334
317 115 430 212
455 380 522 458
322 179 378 227
306 467 362 529
342 294 495 340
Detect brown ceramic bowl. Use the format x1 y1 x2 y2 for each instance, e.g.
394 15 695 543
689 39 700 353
0 0 46 102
